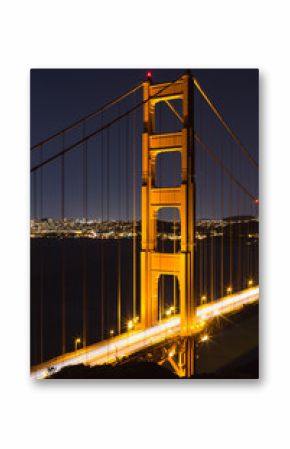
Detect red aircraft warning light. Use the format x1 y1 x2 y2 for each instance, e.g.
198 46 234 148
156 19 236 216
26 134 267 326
254 198 259 204
146 71 152 80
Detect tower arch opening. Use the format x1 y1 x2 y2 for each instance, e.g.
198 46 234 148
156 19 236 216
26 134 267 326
155 151 181 188
156 207 181 253
154 100 183 134
157 274 180 321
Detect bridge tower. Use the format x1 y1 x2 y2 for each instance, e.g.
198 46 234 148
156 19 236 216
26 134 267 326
140 73 196 377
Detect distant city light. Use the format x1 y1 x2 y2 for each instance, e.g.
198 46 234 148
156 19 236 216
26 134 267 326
146 71 152 79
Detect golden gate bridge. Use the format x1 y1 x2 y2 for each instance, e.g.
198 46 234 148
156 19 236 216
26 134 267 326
30 70 259 378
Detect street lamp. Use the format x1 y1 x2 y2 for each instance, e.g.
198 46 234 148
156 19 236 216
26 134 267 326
74 337 81 351
165 306 175 318
200 334 209 343
127 320 133 331
247 279 254 287
110 329 114 337
226 286 232 295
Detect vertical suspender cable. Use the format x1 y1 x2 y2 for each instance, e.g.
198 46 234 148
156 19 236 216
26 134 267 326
82 122 88 347
242 164 245 288
100 112 104 340
117 237 121 334
246 175 250 285
132 95 137 321
220 141 224 299
255 185 259 284
198 94 202 304
125 113 131 320
117 106 121 335
126 115 129 222
61 133 66 354
237 144 241 291
249 169 253 282
160 107 164 318
124 109 130 329
33 170 37 220
106 124 110 335
173 208 176 312
210 126 214 302
204 138 208 302
107 126 110 222
32 169 38 361
158 105 164 319
213 135 216 301
229 140 233 291
40 145 44 362
200 98 206 302
242 185 245 287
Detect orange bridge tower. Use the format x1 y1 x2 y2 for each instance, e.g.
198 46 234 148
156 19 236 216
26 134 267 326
140 73 196 377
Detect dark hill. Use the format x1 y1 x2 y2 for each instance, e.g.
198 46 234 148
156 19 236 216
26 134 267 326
48 346 258 379
48 361 178 379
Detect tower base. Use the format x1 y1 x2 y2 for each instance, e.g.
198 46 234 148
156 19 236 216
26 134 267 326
177 336 195 378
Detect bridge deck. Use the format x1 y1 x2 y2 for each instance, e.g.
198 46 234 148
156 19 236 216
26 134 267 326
31 287 259 379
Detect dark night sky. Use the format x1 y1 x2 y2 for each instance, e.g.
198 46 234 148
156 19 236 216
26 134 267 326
30 69 258 220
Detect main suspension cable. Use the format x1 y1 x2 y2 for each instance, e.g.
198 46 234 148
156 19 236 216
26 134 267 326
31 82 143 151
194 133 257 202
193 77 258 169
31 75 184 173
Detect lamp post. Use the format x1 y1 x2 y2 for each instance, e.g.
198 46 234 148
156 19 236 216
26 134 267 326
74 337 81 351
127 320 133 332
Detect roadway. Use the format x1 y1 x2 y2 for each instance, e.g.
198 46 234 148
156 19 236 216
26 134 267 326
31 286 259 379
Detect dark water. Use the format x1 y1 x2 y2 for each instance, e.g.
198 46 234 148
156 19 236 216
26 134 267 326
31 235 258 366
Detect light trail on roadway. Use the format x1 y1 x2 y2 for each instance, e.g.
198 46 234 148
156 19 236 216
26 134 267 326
31 286 259 379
